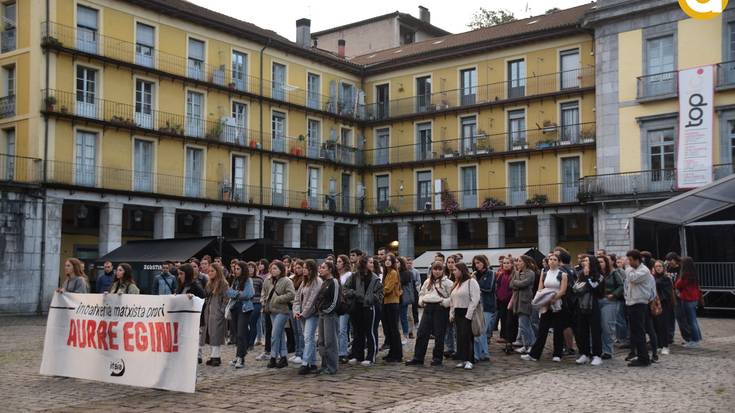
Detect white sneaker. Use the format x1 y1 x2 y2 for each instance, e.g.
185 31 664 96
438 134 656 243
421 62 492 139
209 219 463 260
291 356 303 364
230 358 238 366
455 362 465 368
360 360 373 367
348 358 358 365
575 355 590 365
234 358 244 369
520 354 537 362
552 357 561 362
590 356 603 366
514 346 528 354
255 352 269 361
464 361 474 370
686 341 700 348
661 347 670 355
512 340 523 347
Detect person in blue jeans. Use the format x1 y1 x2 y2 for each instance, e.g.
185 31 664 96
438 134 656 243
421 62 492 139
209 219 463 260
336 255 352 363
443 254 458 358
294 259 323 374
473 255 496 362
398 256 415 341
674 257 703 348
246 262 263 349
263 260 295 368
227 261 254 368
289 260 306 364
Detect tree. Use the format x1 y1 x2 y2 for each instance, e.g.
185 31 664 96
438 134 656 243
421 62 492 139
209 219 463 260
467 8 516 29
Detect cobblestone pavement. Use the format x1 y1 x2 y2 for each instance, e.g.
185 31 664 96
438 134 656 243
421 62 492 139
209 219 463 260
1 316 734 412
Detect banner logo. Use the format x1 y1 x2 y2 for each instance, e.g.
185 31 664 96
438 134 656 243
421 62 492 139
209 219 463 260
679 0 728 19
110 359 126 377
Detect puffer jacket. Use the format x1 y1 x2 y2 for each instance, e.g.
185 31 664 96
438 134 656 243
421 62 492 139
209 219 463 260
263 275 296 314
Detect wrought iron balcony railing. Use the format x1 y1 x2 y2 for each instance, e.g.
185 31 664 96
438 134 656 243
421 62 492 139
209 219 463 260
636 71 678 100
0 27 15 53
0 95 14 118
0 153 43 183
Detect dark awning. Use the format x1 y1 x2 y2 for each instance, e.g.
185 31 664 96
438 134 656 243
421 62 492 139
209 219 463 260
633 174 735 225
230 240 257 254
97 237 233 264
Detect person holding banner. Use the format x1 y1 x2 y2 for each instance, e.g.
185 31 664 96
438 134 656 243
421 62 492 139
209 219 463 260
176 263 206 364
228 261 254 369
56 258 89 294
201 263 230 367
108 263 140 295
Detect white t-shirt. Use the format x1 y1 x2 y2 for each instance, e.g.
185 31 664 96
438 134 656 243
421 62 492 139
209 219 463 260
339 271 352 285
544 268 561 290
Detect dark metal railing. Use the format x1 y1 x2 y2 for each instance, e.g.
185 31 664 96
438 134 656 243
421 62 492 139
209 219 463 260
637 70 678 100
1 27 15 53
716 60 735 88
0 95 14 118
0 153 43 183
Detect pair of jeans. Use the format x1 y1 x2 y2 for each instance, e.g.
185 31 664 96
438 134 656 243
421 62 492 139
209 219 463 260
291 313 304 357
413 303 449 362
256 306 264 341
681 299 702 342
654 301 673 348
628 303 650 363
616 301 629 342
351 306 378 362
445 322 456 352
399 303 414 336
232 309 252 358
474 311 496 360
454 308 474 363
675 301 693 342
338 313 350 357
270 313 289 358
382 303 403 360
301 315 319 366
530 307 540 337
318 312 339 373
599 298 619 356
517 314 535 348
576 302 602 358
529 310 564 359
247 303 262 348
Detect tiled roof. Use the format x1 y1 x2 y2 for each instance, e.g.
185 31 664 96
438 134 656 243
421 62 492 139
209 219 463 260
311 11 451 37
351 3 595 67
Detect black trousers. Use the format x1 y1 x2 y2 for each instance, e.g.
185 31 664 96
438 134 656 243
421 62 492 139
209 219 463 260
286 320 295 354
231 309 252 358
413 303 449 362
575 303 602 357
495 302 509 338
529 310 564 359
382 303 403 360
654 301 673 348
412 286 420 325
503 308 519 344
454 308 474 363
645 307 658 354
628 303 650 363
351 306 378 362
264 312 273 353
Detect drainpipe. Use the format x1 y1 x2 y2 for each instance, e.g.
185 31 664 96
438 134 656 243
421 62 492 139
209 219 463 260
38 0 50 315
258 39 271 239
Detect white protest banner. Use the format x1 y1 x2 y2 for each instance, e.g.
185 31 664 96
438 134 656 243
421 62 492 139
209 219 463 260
40 292 203 393
678 66 714 188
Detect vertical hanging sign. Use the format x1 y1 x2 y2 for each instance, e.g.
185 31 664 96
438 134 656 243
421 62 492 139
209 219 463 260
677 66 714 188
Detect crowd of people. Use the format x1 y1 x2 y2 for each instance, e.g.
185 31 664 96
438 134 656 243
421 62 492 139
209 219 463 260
56 246 704 374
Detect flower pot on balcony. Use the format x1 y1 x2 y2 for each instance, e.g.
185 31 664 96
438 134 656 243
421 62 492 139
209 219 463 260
301 199 308 209
228 82 236 90
290 147 302 156
249 139 258 149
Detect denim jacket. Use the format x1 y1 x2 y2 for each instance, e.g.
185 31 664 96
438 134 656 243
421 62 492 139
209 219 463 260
231 278 255 313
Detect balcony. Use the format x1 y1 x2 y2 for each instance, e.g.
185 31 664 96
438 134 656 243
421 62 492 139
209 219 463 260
1 27 15 53
0 95 14 118
716 60 735 89
42 89 362 167
41 22 359 122
364 182 581 215
45 160 362 214
578 164 733 202
363 67 595 122
0 153 43 183
364 122 595 167
636 71 678 101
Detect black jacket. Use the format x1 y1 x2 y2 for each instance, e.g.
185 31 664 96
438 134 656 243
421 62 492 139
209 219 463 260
316 278 339 315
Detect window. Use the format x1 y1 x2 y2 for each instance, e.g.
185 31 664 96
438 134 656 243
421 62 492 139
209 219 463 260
560 49 580 89
307 166 320 208
460 166 477 208
416 122 432 161
341 173 351 213
508 109 526 149
375 128 389 165
508 59 525 98
416 76 431 112
460 116 477 155
134 79 154 129
644 35 675 97
75 131 97 186
417 171 432 210
648 127 676 182
229 101 247 145
75 66 97 118
187 38 205 80
0 64 14 117
185 147 203 197
560 101 580 143
271 161 285 206
340 127 353 164
723 23 735 86
307 73 320 109
271 111 286 153
1 2 15 53
272 63 286 101
728 119 735 172
339 82 355 115
400 27 415 45
185 91 204 137
508 161 526 206
133 139 153 192
376 174 389 210
460 68 477 105
232 51 248 91
2 128 14 180
231 155 246 201
135 23 155 67
561 157 580 202
307 119 320 159
376 84 389 119
76 5 98 53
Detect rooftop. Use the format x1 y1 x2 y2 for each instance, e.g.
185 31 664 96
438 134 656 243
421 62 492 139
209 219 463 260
311 10 451 38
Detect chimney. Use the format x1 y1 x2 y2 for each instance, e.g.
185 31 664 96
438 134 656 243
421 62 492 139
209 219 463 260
418 6 430 24
338 39 346 58
296 18 311 49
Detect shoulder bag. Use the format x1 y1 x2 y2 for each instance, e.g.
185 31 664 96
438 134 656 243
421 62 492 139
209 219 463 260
469 281 485 337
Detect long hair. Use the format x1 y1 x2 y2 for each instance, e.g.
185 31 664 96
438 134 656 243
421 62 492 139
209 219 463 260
208 263 228 295
397 256 408 272
652 260 666 278
235 260 250 291
258 258 270 275
64 258 89 289
472 254 489 273
247 261 257 278
270 260 287 279
597 255 612 277
177 263 195 292
303 259 319 286
444 254 457 280
321 259 337 278
429 261 444 283
382 253 397 278
452 262 472 291
117 263 135 285
680 256 698 283
356 256 370 280
518 255 537 273
337 254 350 274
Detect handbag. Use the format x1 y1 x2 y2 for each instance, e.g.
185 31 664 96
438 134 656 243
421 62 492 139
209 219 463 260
649 296 663 316
468 281 485 337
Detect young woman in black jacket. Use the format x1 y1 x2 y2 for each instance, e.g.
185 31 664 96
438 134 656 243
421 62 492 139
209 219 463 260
653 260 674 355
176 263 207 364
573 255 604 366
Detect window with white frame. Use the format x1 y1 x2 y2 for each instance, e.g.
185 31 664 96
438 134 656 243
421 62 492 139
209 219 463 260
376 174 389 210
75 130 97 186
271 161 286 206
231 155 246 201
307 119 320 159
76 5 98 53
271 111 286 152
307 72 320 109
231 51 247 91
307 166 320 208
134 79 154 129
508 109 526 149
560 49 580 89
75 66 98 118
560 101 580 143
185 90 204 137
133 139 153 192
460 166 477 208
507 59 525 98
185 147 203 197
187 38 205 80
135 23 155 67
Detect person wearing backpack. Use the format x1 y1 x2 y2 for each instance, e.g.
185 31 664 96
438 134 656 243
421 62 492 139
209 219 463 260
473 255 496 363
152 261 178 295
316 260 341 374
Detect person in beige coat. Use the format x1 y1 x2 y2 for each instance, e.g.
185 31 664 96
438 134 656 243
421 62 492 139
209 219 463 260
201 263 229 366
294 259 323 374
509 255 537 354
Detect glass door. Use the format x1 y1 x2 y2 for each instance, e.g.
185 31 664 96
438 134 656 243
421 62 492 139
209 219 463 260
461 166 477 208
75 66 97 118
341 173 351 213
272 111 286 152
232 155 246 202
133 139 153 192
76 5 98 53
560 49 580 89
185 91 204 137
508 161 526 206
375 128 389 165
460 68 477 105
134 79 154 129
272 63 286 101
416 122 432 160
461 116 477 155
185 147 203 197
272 162 285 206
75 131 97 186
561 157 580 202
416 76 431 112
232 51 248 91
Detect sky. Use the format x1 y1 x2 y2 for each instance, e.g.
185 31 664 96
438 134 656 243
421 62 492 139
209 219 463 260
188 0 592 42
